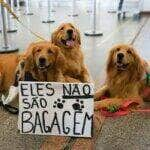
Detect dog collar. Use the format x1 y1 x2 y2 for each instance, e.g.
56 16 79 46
146 73 150 86
142 61 150 85
146 62 150 85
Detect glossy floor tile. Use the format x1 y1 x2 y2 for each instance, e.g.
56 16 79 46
0 0 150 149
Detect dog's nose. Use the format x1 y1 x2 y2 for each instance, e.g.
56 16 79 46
67 29 73 35
39 57 46 65
117 53 124 62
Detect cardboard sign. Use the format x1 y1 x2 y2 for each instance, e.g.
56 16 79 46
19 82 94 137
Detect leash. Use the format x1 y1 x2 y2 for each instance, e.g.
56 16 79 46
0 0 46 41
0 101 19 115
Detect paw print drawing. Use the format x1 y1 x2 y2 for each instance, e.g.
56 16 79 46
53 99 65 109
72 99 84 111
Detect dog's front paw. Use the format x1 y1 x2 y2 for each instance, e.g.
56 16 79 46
94 100 111 111
94 98 122 111
3 86 18 105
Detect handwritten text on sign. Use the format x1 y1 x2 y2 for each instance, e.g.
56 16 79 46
19 82 94 137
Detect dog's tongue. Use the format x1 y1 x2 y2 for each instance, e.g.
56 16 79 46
66 40 74 46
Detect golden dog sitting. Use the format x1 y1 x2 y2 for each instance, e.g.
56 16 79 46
51 23 91 83
3 23 93 105
94 44 149 110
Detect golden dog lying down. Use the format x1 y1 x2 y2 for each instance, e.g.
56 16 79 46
51 23 91 83
94 44 150 110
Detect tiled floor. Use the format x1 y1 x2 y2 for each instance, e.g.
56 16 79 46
0 0 150 149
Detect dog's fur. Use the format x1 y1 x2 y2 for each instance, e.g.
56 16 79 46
51 23 91 83
18 41 66 82
94 44 148 110
3 22 92 105
2 42 67 105
0 54 20 93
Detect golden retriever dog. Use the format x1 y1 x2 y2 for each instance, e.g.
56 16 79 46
0 54 19 93
20 41 66 82
3 41 66 105
94 44 149 110
51 23 91 83
0 53 22 109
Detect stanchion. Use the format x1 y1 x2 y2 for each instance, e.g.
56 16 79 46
50 0 55 12
84 0 103 36
0 20 1 32
0 6 1 32
87 0 93 14
68 0 78 17
0 4 18 53
108 0 117 13
42 0 55 23
10 0 14 12
24 0 33 15
0 8 1 32
16 0 21 11
6 0 17 33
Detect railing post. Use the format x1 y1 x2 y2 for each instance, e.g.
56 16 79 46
24 0 33 15
84 0 103 36
42 0 55 23
0 3 18 53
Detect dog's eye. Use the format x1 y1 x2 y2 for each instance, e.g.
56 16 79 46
127 50 132 54
60 27 64 30
116 48 120 51
48 49 53 54
37 49 41 52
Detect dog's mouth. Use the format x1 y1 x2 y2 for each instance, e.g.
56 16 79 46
38 64 52 71
61 38 75 47
116 62 129 71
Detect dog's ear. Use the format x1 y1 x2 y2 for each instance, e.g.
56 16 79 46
24 43 36 70
131 48 145 80
53 45 65 69
18 54 26 70
16 56 26 81
51 23 65 44
76 28 81 45
106 48 115 73
126 46 145 80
